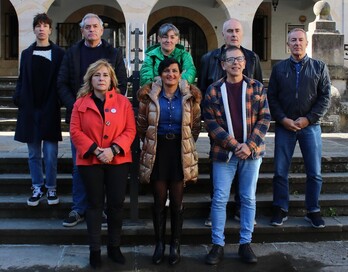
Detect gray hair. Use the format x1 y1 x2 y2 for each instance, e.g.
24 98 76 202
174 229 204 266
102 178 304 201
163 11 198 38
79 13 103 29
158 23 179 37
287 28 307 42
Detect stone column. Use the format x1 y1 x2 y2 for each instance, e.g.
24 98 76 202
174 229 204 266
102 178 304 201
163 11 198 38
307 1 348 132
307 0 344 66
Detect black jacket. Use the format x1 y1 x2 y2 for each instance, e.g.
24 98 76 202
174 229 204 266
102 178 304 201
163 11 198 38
267 55 331 125
13 41 65 143
57 39 127 123
198 45 263 97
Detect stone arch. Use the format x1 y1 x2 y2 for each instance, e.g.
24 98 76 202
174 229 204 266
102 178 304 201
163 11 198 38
148 6 217 51
63 5 125 23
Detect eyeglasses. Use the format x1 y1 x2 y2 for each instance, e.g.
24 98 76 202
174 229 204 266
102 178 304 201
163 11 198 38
224 56 245 64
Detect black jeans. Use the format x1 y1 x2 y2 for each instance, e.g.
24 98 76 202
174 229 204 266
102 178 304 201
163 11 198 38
78 163 130 251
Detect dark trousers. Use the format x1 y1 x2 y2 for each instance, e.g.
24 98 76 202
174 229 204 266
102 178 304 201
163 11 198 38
78 163 130 251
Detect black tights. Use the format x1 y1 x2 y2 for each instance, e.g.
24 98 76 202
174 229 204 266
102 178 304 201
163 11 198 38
152 179 184 213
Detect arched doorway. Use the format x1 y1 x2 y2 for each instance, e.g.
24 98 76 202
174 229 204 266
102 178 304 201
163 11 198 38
148 17 207 71
55 5 126 56
0 0 18 75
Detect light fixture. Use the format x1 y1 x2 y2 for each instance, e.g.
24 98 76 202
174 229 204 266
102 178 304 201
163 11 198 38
272 0 279 11
299 15 307 23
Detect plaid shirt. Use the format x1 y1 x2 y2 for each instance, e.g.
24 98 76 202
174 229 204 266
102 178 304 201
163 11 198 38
203 76 271 162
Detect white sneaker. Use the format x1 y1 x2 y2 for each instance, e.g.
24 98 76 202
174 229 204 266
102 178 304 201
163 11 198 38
47 189 59 205
27 186 44 206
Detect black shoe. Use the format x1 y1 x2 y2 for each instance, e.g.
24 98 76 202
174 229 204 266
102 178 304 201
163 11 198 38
270 206 288 226
305 212 325 228
204 213 212 227
62 210 84 227
152 242 165 264
238 243 257 263
89 250 101 269
168 240 181 265
27 186 44 206
46 189 59 205
107 246 125 264
205 244 224 265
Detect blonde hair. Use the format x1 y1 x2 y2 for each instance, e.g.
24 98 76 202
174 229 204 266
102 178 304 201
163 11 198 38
77 59 119 98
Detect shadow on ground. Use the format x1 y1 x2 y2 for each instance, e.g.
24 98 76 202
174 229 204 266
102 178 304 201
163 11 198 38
0 252 325 272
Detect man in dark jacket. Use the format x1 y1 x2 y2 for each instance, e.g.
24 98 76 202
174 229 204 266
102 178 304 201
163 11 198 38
268 28 331 229
198 18 263 97
198 18 263 226
57 13 127 227
13 13 65 207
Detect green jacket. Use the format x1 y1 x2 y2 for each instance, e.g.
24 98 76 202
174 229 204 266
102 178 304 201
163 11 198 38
140 43 196 86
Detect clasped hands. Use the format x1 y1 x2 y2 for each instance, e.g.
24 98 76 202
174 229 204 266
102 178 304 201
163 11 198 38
235 143 251 160
94 147 114 164
281 117 309 132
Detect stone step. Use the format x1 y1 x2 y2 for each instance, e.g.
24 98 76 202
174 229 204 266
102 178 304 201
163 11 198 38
0 96 13 107
0 215 346 245
0 89 16 97
1 155 347 174
0 119 69 132
0 193 347 219
0 118 337 135
0 107 66 119
0 172 347 195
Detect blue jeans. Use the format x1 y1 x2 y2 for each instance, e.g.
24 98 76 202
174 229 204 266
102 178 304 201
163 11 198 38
272 124 322 213
71 140 88 214
27 140 58 189
211 156 261 246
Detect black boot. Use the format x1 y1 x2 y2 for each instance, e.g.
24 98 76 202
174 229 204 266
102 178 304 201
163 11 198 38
168 208 183 265
89 250 101 269
152 207 167 264
107 246 125 264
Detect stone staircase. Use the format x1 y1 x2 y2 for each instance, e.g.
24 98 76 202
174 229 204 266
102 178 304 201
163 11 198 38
0 76 348 245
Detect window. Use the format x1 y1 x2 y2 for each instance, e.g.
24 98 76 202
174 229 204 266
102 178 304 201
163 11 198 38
4 12 18 59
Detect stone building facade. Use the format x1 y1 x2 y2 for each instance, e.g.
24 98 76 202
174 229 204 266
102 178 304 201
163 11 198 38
1 0 348 130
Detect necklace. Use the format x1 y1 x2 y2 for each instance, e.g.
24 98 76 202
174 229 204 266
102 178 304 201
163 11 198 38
164 92 175 99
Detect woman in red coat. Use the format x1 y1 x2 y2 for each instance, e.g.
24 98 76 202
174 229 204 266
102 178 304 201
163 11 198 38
70 59 136 269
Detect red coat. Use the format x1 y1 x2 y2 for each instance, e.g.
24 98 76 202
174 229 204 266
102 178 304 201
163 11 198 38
70 88 136 166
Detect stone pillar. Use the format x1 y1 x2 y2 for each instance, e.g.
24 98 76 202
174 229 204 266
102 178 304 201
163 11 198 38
307 1 344 66
307 1 348 132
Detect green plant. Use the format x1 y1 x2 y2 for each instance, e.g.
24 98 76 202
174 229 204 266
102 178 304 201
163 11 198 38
323 207 337 217
292 190 299 196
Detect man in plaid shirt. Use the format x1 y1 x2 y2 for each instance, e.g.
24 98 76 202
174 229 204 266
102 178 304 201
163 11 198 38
204 46 270 265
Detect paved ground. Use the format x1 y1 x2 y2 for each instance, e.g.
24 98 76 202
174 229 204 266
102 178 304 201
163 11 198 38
0 241 348 271
1 132 348 271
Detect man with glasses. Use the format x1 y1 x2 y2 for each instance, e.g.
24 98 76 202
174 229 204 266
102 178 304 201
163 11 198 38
198 18 263 227
204 46 270 265
58 13 127 227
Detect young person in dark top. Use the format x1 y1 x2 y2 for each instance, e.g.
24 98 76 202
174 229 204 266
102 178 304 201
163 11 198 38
57 13 128 227
13 13 65 206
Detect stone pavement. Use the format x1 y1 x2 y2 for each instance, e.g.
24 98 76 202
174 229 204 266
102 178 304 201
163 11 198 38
0 241 348 271
1 131 348 159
